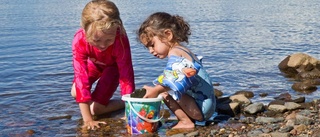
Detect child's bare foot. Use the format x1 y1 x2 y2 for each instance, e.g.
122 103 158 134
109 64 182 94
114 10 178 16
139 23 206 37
172 121 194 129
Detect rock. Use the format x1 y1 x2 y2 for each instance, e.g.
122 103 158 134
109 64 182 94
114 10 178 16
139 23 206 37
269 132 290 137
26 129 35 135
297 102 313 109
297 68 320 79
259 93 268 97
214 88 223 97
229 94 251 105
169 133 185 137
285 111 297 120
291 97 305 103
285 119 295 127
234 90 254 98
268 105 287 113
295 115 313 125
258 133 272 137
247 129 263 137
278 55 297 76
229 102 240 116
278 53 320 79
212 83 220 86
47 115 72 121
244 103 265 115
293 124 307 134
284 102 301 110
281 53 319 69
216 102 240 117
278 53 320 94
312 129 320 137
185 131 199 137
292 81 317 93
268 100 285 106
279 126 294 133
274 93 291 101
216 97 237 116
239 117 255 124
264 123 281 132
255 117 284 124
263 110 278 117
304 79 320 86
216 97 232 104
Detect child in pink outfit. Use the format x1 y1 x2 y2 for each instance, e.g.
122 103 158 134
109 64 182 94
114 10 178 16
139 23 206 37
71 0 135 130
72 28 134 105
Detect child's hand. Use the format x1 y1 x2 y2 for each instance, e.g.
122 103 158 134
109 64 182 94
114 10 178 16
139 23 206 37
82 120 106 130
142 85 159 98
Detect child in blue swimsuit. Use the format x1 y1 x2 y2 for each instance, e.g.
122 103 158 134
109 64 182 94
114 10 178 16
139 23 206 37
137 12 216 129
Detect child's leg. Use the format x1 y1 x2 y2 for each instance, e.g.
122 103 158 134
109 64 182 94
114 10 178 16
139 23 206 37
90 100 124 115
90 65 123 115
161 93 195 129
177 94 203 121
70 59 101 98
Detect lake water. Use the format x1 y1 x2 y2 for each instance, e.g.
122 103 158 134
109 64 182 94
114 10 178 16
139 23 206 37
0 0 319 136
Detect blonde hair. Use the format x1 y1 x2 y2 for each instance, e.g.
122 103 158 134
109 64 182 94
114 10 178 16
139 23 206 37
81 0 126 42
138 12 191 46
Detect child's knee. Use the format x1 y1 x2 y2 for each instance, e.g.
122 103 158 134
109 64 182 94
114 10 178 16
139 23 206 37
70 90 76 98
160 92 169 98
71 83 76 98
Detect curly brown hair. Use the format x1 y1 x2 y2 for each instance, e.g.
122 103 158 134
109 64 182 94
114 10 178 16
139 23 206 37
138 12 191 46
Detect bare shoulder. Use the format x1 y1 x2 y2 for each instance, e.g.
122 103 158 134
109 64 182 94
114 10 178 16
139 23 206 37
169 46 194 62
169 47 183 56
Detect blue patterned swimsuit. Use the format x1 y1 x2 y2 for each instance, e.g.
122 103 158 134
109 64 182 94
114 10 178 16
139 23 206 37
153 48 216 121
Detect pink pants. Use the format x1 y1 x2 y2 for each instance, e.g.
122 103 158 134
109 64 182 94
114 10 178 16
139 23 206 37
87 60 120 106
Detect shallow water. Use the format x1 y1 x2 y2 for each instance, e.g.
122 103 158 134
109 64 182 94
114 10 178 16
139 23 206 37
0 0 319 136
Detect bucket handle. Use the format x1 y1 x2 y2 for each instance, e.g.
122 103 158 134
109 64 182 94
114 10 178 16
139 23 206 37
127 100 163 123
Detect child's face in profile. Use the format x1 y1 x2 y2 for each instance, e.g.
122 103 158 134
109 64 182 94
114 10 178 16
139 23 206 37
145 36 170 59
89 26 118 51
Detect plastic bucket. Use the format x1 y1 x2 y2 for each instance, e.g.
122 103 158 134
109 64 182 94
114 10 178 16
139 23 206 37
121 94 163 135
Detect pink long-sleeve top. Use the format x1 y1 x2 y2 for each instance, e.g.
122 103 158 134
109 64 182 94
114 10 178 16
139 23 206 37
72 28 135 103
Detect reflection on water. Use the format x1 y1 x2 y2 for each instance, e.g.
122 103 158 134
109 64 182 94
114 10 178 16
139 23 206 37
0 0 319 136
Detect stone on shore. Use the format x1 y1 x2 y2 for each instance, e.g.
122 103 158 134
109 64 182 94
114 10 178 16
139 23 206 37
278 53 320 93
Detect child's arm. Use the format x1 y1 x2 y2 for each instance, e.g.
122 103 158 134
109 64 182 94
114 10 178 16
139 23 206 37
152 56 196 100
113 34 135 95
72 29 92 103
72 29 105 129
143 84 169 98
79 102 106 130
